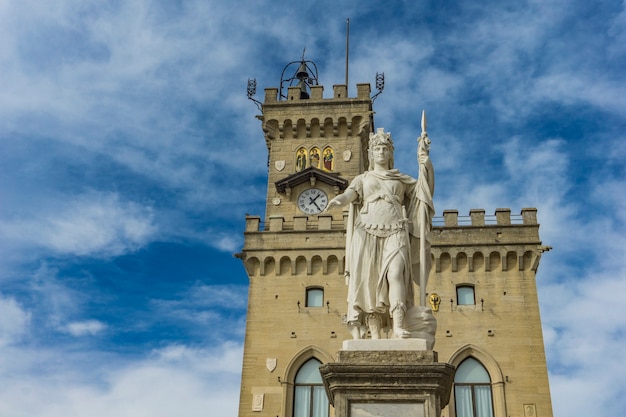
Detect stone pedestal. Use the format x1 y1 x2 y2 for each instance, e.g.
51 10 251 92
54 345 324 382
320 348 454 417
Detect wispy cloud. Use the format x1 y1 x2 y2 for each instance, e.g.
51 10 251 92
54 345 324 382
62 320 107 337
1 191 156 258
0 295 31 347
0 342 242 417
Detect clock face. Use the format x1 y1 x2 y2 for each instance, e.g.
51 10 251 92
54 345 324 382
297 188 328 214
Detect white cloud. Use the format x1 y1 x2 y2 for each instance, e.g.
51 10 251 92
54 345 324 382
21 263 103 335
62 320 107 337
187 284 249 311
0 295 31 347
207 232 242 253
0 191 156 258
542 268 626 416
607 2 626 58
151 342 243 374
531 73 626 117
149 284 248 341
0 342 243 417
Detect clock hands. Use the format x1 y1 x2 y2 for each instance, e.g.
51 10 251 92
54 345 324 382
298 189 328 214
309 194 322 211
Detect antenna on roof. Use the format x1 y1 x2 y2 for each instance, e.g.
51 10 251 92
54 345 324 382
345 18 350 90
371 72 385 102
247 78 262 111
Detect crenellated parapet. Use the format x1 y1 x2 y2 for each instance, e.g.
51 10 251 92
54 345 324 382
260 83 372 149
263 83 371 103
242 208 548 277
245 208 539 231
431 208 547 272
438 208 538 226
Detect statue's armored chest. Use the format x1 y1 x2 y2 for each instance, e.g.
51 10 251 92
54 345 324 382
357 178 406 233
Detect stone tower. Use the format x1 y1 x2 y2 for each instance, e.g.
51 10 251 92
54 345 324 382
237 61 553 417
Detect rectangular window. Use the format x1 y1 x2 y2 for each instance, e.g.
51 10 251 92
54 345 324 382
306 288 324 307
457 286 475 305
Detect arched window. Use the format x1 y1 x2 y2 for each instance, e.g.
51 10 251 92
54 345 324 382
294 358 329 417
306 287 324 307
454 357 494 417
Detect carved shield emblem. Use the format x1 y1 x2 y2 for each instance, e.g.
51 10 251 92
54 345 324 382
275 160 286 171
266 358 277 372
342 150 352 161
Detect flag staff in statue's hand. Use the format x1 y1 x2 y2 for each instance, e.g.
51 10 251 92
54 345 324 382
416 110 435 308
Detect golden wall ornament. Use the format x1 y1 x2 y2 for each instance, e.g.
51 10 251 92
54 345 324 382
429 293 441 312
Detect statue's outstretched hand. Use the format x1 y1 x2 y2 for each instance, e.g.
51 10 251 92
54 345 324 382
323 198 341 213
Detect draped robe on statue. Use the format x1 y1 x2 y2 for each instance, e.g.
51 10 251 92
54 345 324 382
345 160 435 331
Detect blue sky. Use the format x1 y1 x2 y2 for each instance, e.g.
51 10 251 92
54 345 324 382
1 0 625 415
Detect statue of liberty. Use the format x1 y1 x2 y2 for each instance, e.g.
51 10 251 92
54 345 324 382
326 113 435 340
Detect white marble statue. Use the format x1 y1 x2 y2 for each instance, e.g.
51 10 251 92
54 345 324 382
326 114 435 340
